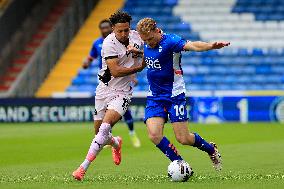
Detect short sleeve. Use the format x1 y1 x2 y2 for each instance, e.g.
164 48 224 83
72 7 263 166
102 40 119 60
169 34 187 53
89 41 98 58
132 30 144 51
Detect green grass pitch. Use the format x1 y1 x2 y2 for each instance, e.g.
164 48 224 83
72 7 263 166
0 122 284 189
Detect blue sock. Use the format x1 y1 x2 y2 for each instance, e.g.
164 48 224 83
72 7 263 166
156 137 183 161
123 109 134 131
193 133 214 155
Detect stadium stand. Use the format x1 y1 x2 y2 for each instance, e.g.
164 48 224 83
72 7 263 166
48 0 284 96
36 0 125 97
0 0 9 11
0 0 70 92
174 0 284 91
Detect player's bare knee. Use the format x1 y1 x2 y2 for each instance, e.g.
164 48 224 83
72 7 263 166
176 135 189 145
188 133 195 145
176 133 194 145
148 133 163 145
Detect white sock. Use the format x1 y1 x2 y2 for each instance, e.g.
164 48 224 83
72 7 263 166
81 123 112 171
109 136 119 149
81 159 91 170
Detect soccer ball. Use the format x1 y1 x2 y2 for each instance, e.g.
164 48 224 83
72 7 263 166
167 160 193 182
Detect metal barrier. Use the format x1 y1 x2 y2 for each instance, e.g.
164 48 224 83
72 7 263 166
0 0 97 97
0 0 56 77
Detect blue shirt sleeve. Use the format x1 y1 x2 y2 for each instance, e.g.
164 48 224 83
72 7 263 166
89 41 98 59
169 34 187 53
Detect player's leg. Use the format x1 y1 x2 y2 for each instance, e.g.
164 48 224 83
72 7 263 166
146 117 183 161
123 108 141 147
172 122 222 170
145 98 183 161
94 120 102 135
72 96 124 181
73 109 123 181
168 94 221 170
73 98 108 180
168 93 214 153
92 107 103 135
95 120 112 149
104 94 133 165
172 122 214 153
123 109 134 132
86 96 128 166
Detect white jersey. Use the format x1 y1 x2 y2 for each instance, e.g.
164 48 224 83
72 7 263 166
96 30 143 97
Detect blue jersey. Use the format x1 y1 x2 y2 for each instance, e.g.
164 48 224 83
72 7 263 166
144 33 187 98
89 37 104 69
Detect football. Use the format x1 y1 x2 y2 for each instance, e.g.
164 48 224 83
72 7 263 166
167 160 193 182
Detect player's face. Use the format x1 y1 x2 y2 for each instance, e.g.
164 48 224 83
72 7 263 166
139 29 161 48
113 22 130 43
100 22 112 38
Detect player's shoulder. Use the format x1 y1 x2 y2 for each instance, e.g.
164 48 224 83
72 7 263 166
130 30 139 36
93 37 103 45
130 30 142 40
161 33 184 49
103 33 116 43
102 33 116 47
164 33 182 42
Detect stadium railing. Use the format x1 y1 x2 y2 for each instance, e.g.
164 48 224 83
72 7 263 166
0 0 97 98
0 0 57 77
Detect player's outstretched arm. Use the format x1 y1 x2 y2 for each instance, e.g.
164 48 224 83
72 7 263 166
183 41 230 52
106 58 145 78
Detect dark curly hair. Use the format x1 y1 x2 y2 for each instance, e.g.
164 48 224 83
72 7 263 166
109 11 132 26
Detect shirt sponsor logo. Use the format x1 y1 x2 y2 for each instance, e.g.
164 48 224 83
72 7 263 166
145 57 161 69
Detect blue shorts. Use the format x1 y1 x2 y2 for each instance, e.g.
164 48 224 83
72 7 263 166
144 93 188 123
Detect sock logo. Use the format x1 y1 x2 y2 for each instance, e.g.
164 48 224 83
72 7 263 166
95 141 102 149
169 143 180 156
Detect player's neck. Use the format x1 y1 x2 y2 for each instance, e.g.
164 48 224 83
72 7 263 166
158 33 163 43
122 39 129 47
117 37 129 47
152 34 162 48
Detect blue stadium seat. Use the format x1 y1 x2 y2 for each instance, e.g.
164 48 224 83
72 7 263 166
233 0 284 21
68 0 284 92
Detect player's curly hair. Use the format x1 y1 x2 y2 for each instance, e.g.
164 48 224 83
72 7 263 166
109 11 132 26
137 18 157 34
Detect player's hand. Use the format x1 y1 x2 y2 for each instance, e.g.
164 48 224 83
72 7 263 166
127 45 143 58
82 58 91 69
127 45 139 53
211 42 230 49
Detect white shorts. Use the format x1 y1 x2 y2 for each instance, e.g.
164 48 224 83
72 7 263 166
93 93 132 121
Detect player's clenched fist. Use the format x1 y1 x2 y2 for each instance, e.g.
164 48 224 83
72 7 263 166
127 45 143 58
211 42 230 49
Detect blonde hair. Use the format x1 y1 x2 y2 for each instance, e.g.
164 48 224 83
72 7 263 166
136 18 157 34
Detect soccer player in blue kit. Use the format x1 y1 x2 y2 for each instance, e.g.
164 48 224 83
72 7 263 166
136 18 230 171
82 19 141 148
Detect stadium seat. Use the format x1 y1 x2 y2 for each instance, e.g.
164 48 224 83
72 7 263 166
67 0 284 92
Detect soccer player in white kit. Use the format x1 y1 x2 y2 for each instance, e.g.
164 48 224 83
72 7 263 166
72 11 145 181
